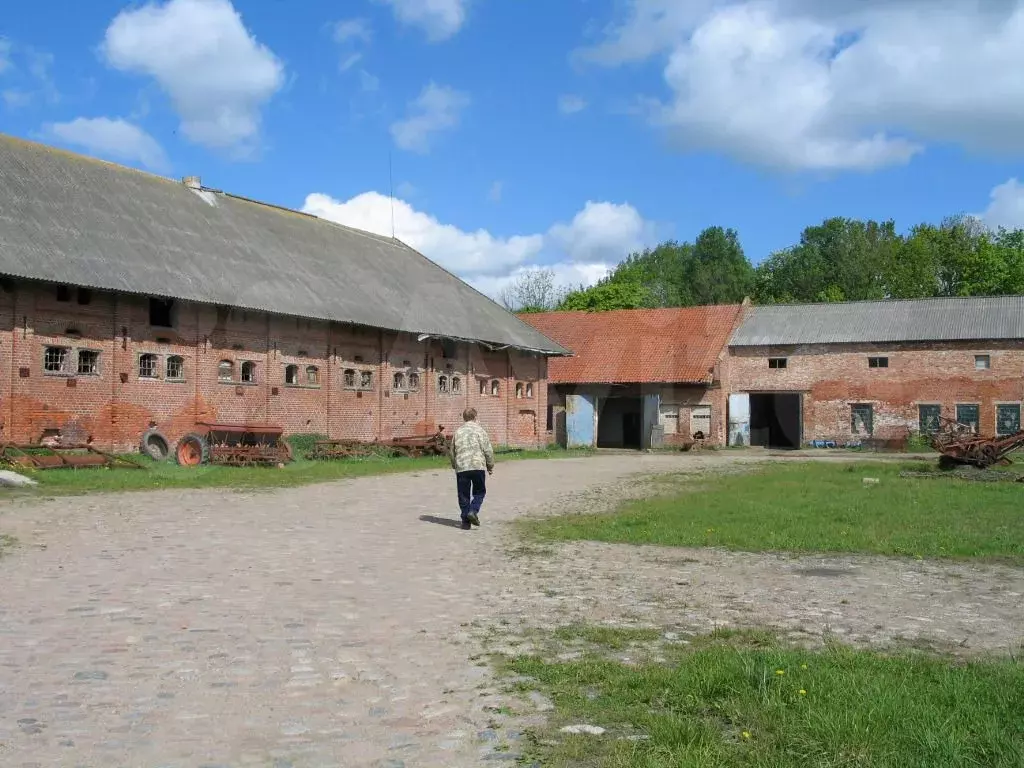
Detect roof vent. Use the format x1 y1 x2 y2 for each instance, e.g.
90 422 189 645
182 176 202 190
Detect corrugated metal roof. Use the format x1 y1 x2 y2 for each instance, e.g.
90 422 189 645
521 305 743 384
0 134 567 355
730 296 1024 346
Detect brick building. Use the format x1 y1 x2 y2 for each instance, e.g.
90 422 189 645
726 296 1024 448
521 306 744 448
0 134 567 453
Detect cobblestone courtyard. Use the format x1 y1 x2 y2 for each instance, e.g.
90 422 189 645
1 454 1022 767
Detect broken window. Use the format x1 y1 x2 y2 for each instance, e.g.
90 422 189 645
850 404 873 436
515 383 524 399
451 376 462 394
691 405 712 438
241 361 256 384
77 288 92 305
343 369 357 388
149 297 174 328
996 404 1021 436
166 355 184 380
138 353 159 379
659 404 679 435
218 360 234 382
408 372 419 390
491 380 500 396
438 375 449 394
956 404 980 434
975 354 991 370
285 364 299 385
306 366 319 386
77 350 100 376
918 404 941 435
868 357 888 368
56 285 71 302
393 371 406 391
768 357 787 369
43 346 70 374
360 370 373 390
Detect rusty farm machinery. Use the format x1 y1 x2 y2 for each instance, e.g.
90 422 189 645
175 423 293 467
929 417 1024 470
305 426 450 461
0 442 146 471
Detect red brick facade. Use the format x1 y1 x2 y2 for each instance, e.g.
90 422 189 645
728 341 1024 443
0 280 549 452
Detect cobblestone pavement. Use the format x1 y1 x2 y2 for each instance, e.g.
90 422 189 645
0 453 1021 767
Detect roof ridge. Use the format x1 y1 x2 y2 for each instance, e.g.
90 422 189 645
752 294 1024 309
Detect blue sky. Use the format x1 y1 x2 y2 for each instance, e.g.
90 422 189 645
3 0 1024 299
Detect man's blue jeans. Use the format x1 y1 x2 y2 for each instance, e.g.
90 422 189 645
456 470 487 521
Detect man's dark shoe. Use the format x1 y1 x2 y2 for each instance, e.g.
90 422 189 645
467 513 480 527
461 520 472 530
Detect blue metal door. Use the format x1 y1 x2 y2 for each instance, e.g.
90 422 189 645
642 393 660 450
565 393 595 448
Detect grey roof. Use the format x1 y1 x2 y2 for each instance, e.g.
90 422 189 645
730 296 1024 346
0 134 567 355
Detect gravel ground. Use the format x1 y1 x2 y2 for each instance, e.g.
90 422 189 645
0 451 1020 767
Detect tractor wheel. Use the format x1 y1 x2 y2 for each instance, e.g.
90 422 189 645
175 433 210 466
140 429 171 461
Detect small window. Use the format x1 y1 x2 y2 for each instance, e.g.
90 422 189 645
241 361 256 384
149 297 174 328
285 364 299 385
546 404 554 431
306 366 319 386
918 404 941 435
691 405 712 437
851 403 873 436
768 358 787 369
393 371 406 390
77 350 100 376
659 404 679 435
996 404 1021 436
408 372 419 390
526 383 534 398
218 360 234 382
451 376 462 394
491 380 500 396
139 353 159 379
479 379 487 396
344 369 357 388
956 404 980 434
515 382 524 399
43 346 70 374
868 357 888 368
77 288 92 305
360 370 373 390
975 355 991 371
56 285 71 302
438 375 449 393
166 355 184 380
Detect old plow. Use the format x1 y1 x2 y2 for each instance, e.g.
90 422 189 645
176 423 293 467
0 443 145 470
306 427 449 460
929 417 1024 469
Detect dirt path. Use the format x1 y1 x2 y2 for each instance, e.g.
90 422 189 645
0 453 1020 767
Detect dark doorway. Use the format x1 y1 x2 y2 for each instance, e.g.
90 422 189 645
597 397 643 449
750 393 802 449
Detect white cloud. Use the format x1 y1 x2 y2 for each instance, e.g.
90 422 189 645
333 18 372 44
390 82 469 153
339 52 363 72
2 89 31 109
558 94 588 115
0 39 11 74
359 70 380 92
379 0 468 42
300 191 652 299
979 178 1024 230
102 0 284 153
488 181 503 203
576 0 1024 171
44 117 169 171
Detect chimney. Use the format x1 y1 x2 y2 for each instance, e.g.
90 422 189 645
182 176 202 190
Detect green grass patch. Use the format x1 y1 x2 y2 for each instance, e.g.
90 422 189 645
523 461 1024 563
0 534 15 557
504 629 1024 767
6 443 594 497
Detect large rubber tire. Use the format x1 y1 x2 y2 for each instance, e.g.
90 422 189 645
140 429 171 462
175 433 210 466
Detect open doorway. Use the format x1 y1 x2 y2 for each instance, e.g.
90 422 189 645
749 393 802 449
597 397 643 449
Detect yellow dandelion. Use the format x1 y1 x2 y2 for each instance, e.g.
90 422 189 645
775 669 785 676
742 731 751 739
800 664 808 670
799 689 807 696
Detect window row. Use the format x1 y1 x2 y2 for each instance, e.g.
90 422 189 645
849 402 1022 437
770 354 992 370
659 404 712 436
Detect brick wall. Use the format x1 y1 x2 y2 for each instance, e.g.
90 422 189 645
728 341 1024 442
0 280 549 452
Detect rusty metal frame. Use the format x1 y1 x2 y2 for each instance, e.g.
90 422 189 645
929 416 1024 469
306 427 450 461
0 443 146 470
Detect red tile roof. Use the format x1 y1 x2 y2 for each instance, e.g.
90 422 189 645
520 305 743 385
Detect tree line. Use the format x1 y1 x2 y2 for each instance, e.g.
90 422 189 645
500 216 1024 313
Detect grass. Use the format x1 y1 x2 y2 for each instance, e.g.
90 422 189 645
4 443 594 497
0 534 15 557
522 461 1024 564
502 628 1024 768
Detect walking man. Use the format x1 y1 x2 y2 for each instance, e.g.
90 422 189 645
449 408 495 530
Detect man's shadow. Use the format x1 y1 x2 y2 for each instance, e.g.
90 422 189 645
418 515 465 529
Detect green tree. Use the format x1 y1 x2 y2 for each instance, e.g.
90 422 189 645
558 280 648 311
